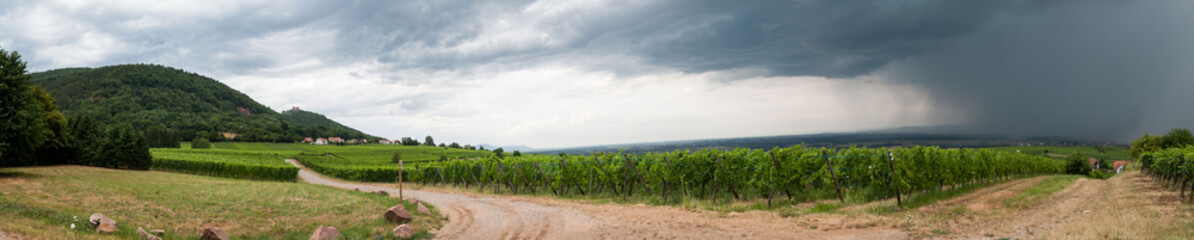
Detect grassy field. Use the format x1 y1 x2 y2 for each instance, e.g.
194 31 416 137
983 145 1131 161
0 166 441 239
1004 175 1080 209
188 142 493 164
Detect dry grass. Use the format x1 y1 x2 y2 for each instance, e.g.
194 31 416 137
0 165 440 239
1037 172 1194 240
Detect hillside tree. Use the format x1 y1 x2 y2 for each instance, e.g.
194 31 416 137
1161 128 1194 148
0 48 47 166
424 136 435 146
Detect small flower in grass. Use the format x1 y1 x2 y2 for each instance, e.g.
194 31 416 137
70 223 75 229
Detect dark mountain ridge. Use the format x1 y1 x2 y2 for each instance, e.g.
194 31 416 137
30 64 378 142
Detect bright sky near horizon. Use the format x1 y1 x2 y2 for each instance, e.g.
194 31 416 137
3 0 1193 148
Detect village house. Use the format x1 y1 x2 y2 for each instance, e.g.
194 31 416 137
329 137 344 143
378 139 392 144
314 138 328 145
302 137 314 143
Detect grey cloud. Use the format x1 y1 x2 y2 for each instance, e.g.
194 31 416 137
882 0 1194 141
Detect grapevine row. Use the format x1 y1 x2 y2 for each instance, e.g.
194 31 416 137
150 149 299 181
301 146 1064 206
1140 147 1194 202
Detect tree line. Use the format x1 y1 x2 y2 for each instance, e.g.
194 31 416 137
0 48 150 169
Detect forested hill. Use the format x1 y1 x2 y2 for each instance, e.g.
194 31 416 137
30 64 379 142
281 108 370 138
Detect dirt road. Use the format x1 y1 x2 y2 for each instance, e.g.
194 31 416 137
286 160 599 240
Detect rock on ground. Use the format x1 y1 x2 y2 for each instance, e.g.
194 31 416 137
385 205 412 223
137 227 162 240
417 202 431 215
200 227 229 240
392 224 414 239
310 226 341 240
88 213 117 234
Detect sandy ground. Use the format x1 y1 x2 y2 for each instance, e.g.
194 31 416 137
287 159 1193 240
287 160 599 240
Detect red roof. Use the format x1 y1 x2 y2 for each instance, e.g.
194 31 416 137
1113 161 1128 170
1089 158 1098 165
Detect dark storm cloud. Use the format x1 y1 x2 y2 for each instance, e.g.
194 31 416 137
882 0 1194 141
320 0 1014 78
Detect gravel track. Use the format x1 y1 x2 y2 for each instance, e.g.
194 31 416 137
286 159 598 240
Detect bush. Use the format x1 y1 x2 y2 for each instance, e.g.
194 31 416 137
1065 152 1091 175
192 137 211 149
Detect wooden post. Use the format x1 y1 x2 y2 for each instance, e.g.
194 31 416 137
663 157 672 199
514 163 535 195
823 149 845 203
536 163 558 196
436 167 446 185
399 160 403 200
769 152 793 200
625 155 652 195
714 155 740 199
888 151 902 207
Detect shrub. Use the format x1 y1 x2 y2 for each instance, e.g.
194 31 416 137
1065 152 1091 175
192 137 211 149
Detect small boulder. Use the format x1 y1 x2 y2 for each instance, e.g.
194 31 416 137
137 227 162 240
405 197 422 205
200 227 230 240
384 205 412 223
392 224 414 239
376 190 388 196
416 202 430 215
149 229 166 236
310 226 341 240
89 213 117 234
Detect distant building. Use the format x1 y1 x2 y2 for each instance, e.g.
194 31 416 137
1113 161 1128 174
314 138 328 145
329 137 344 143
302 137 314 143
1089 158 1099 169
378 139 392 144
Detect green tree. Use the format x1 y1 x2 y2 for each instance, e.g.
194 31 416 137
192 137 212 149
102 126 151 170
424 136 435 146
1131 134 1163 158
1161 128 1194 148
493 147 505 158
68 114 102 165
448 142 461 148
1064 152 1090 175
391 152 401 164
512 150 522 157
144 125 181 148
0 48 47 166
31 85 70 164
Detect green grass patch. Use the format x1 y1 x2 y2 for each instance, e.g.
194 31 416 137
1004 175 1080 209
0 166 440 239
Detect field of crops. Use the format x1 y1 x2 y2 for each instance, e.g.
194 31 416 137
984 145 1130 160
150 149 299 181
342 145 1063 207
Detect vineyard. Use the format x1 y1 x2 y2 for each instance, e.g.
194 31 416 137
1140 147 1194 202
150 149 299 181
300 145 1064 207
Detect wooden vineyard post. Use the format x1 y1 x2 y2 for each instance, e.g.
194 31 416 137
536 163 559 196
496 160 515 194
514 163 535 195
1182 158 1188 198
468 164 480 189
626 155 652 195
714 155 740 199
399 160 403 200
437 167 446 186
888 151 902 207
823 150 845 203
663 157 672 199
562 159 585 195
766 152 786 208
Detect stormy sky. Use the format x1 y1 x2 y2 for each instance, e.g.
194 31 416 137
2 0 1191 148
